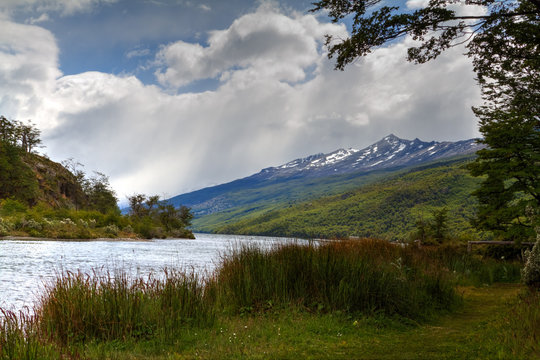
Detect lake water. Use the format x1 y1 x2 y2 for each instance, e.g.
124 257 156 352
0 233 306 313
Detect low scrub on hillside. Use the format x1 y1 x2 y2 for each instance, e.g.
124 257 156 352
0 197 194 239
214 160 484 241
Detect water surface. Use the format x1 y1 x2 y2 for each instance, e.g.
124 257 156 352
0 233 304 312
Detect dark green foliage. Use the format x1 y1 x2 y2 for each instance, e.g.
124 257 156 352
413 208 450 244
128 194 194 238
311 1 539 67
468 106 539 241
83 172 119 214
216 158 482 240
467 3 539 239
0 142 39 205
310 1 540 241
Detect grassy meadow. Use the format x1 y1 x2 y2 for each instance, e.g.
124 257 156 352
1 239 537 359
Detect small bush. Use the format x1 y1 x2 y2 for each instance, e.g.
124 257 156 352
0 218 13 236
103 224 119 237
522 230 540 289
0 199 27 216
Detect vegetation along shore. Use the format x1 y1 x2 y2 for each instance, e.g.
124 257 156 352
0 239 539 359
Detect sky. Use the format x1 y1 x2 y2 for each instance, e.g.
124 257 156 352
0 0 483 203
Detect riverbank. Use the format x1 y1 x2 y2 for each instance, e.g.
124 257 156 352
1 239 536 360
0 236 147 242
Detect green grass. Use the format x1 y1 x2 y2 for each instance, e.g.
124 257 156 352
73 285 540 360
0 239 536 359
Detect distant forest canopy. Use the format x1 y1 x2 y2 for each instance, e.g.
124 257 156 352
214 157 483 242
0 115 194 239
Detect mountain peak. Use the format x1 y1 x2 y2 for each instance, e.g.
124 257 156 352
382 133 400 141
251 135 481 181
166 135 484 217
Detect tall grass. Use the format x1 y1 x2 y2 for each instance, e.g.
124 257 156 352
495 289 540 358
0 309 60 360
37 268 213 345
419 244 522 286
1 238 527 360
211 239 461 319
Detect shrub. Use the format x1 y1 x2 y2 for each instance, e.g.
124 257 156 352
0 218 13 236
0 199 28 216
103 224 119 237
522 229 540 289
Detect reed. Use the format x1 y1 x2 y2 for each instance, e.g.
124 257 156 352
211 239 460 319
1 238 527 359
36 268 213 345
0 309 59 360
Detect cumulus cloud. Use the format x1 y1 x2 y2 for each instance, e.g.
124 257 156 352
155 3 347 88
0 4 482 201
0 18 61 128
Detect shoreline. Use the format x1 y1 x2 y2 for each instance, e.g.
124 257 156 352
0 236 150 242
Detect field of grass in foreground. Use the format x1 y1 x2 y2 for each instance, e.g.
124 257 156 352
80 284 538 360
0 240 537 359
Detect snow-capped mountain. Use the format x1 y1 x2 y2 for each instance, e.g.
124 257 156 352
166 134 483 217
252 134 483 181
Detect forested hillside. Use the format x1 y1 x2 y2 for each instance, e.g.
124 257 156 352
0 115 193 239
215 157 483 241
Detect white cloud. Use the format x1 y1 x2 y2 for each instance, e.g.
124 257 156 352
199 4 211 12
406 0 429 9
0 4 482 201
126 47 151 59
25 13 50 24
155 3 347 88
0 18 61 128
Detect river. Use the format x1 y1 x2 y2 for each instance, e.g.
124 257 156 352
0 233 306 313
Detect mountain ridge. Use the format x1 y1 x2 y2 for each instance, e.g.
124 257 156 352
167 134 483 219
251 134 482 181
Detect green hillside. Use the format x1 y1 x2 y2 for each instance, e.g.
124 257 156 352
191 167 412 232
212 157 483 241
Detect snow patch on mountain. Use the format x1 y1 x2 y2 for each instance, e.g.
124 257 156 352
254 134 483 181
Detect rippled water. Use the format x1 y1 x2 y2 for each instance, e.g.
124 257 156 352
0 233 305 312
